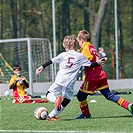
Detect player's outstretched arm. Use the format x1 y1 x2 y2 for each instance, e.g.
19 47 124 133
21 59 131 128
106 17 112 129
36 66 43 74
36 60 53 74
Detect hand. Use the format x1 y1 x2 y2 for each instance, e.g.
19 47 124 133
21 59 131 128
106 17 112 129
16 77 24 84
96 58 105 65
36 66 43 74
16 77 23 81
104 57 108 61
21 78 25 81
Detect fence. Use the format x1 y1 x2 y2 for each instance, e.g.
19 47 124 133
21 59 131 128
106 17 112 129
106 49 133 79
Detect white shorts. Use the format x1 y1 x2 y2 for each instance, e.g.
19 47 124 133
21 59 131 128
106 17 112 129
48 80 76 100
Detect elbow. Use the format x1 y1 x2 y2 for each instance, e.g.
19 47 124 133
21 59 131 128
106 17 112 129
25 83 29 88
27 85 29 88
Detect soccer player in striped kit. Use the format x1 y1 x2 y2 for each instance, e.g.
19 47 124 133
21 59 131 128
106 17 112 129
75 30 133 119
36 35 105 121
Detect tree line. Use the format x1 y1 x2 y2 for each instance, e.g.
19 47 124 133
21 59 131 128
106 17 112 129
0 0 133 79
0 0 133 51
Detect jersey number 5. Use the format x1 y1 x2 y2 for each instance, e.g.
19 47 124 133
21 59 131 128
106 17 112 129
66 57 75 68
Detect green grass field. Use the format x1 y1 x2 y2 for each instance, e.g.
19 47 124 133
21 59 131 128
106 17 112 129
0 89 133 133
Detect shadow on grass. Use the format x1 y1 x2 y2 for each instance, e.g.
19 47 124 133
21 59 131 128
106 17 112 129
61 115 132 121
93 115 132 119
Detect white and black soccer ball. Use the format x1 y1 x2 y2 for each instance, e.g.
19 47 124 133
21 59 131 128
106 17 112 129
34 107 48 120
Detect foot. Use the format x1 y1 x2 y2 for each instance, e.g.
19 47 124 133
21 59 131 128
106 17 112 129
75 114 92 119
55 96 62 111
128 103 133 116
46 117 60 121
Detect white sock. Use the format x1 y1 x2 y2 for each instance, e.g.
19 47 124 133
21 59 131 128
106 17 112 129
48 105 64 118
46 92 56 103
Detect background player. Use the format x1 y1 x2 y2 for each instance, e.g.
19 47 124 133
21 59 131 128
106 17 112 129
9 65 48 104
98 47 108 72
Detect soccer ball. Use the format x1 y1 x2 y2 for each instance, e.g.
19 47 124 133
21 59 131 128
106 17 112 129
4 91 10 96
34 107 48 120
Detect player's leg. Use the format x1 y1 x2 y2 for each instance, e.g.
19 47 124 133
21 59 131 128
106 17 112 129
75 79 97 119
47 87 74 120
46 91 57 103
46 91 62 111
22 95 48 103
100 87 133 115
47 98 71 121
46 84 62 121
76 90 91 119
46 82 62 109
54 95 62 111
47 84 74 121
30 99 48 103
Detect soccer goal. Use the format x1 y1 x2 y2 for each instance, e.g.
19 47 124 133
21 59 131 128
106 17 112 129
0 38 54 95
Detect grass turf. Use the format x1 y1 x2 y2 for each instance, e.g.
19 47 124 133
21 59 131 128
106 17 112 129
0 89 133 133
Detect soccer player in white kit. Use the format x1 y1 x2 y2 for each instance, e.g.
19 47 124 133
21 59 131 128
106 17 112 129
36 35 104 121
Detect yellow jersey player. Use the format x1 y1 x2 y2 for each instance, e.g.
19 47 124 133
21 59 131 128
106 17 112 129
9 65 48 104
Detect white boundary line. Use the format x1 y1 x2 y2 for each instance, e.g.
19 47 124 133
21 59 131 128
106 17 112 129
0 130 129 133
0 130 83 133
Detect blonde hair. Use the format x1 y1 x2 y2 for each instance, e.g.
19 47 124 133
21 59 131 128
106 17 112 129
63 35 78 50
77 30 91 42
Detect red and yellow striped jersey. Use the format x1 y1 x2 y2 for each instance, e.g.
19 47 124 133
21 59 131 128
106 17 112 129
79 42 107 81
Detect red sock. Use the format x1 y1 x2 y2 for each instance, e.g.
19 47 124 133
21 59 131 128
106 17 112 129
117 97 130 110
23 100 48 103
33 100 48 103
23 100 33 103
79 100 91 117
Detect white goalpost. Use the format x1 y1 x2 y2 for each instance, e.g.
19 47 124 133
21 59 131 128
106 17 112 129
0 38 54 95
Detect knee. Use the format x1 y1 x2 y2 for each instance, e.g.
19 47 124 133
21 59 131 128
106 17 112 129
77 92 82 101
76 91 87 102
76 92 80 100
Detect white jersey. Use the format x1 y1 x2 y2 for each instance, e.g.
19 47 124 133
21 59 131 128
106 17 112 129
51 50 92 87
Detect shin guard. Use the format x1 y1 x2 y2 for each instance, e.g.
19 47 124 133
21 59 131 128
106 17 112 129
79 100 91 117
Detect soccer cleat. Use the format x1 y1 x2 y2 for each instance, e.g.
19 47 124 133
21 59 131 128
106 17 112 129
46 117 60 121
55 96 62 111
128 103 133 116
75 114 92 119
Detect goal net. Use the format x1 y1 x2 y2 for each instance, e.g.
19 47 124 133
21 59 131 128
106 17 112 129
0 38 54 94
